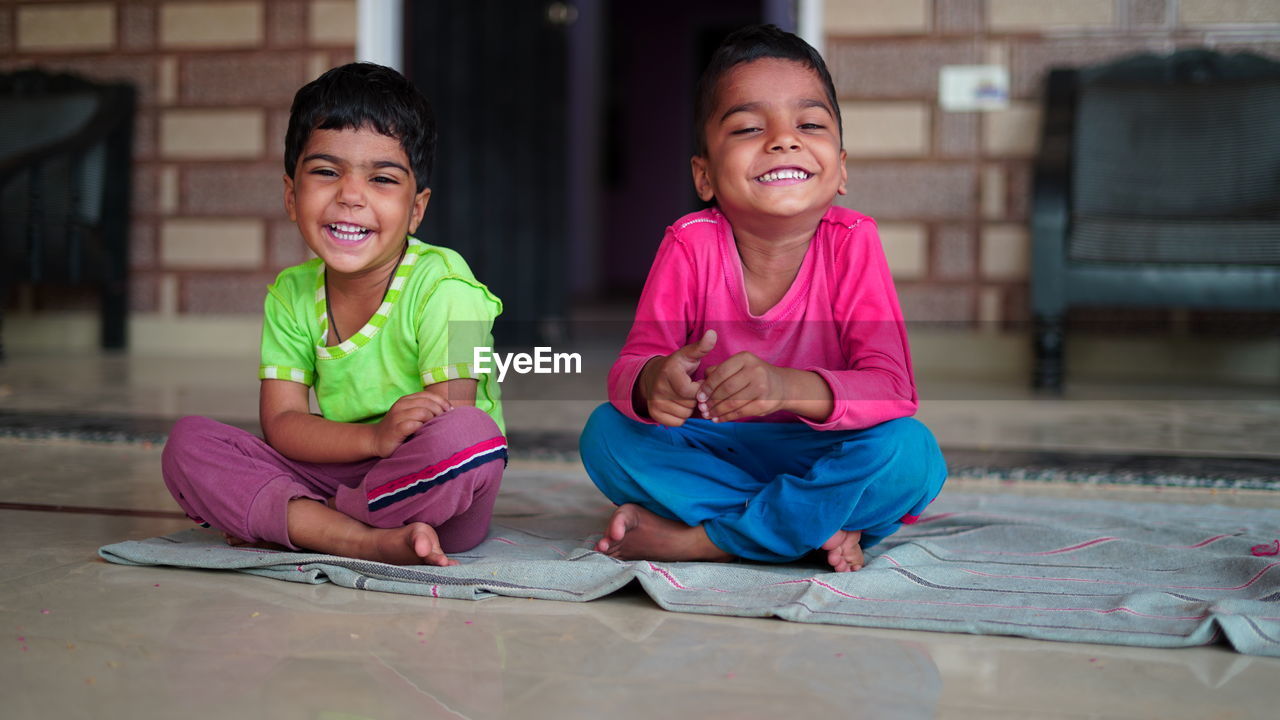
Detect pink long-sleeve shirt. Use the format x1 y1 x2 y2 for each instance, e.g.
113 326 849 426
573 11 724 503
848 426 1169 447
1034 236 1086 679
608 205 918 431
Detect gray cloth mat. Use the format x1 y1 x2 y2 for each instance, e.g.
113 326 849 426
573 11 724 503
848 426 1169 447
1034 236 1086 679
99 492 1280 657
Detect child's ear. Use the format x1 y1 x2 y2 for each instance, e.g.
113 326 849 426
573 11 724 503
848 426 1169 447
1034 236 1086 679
408 187 431 234
283 173 298 221
691 155 715 202
836 149 848 196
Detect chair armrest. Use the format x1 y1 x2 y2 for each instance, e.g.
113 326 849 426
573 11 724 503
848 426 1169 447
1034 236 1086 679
0 85 133 189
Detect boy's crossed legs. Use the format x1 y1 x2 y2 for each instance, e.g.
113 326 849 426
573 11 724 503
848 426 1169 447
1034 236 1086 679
579 404 945 572
162 407 506 565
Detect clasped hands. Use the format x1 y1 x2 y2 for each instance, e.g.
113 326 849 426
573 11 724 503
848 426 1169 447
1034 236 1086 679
639 329 792 427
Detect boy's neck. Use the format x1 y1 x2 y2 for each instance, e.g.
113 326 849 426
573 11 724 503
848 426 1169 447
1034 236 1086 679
724 207 827 267
734 229 809 274
325 242 407 300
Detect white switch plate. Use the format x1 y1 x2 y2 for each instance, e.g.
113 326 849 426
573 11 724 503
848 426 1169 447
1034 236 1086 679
939 65 1010 111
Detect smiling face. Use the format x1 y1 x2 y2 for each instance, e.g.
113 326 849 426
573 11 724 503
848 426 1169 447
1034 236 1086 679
691 58 847 234
283 126 430 282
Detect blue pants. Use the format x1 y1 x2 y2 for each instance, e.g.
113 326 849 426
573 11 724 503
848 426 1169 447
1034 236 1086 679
578 404 947 563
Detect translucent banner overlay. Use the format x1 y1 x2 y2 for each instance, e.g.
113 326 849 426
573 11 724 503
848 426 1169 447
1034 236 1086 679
443 320 1280 403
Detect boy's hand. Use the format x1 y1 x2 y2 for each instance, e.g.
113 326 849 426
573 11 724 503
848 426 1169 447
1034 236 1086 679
639 330 717 427
699 351 787 422
371 390 453 457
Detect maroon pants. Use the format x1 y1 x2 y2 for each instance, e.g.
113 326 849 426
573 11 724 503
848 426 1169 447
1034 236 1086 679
161 407 506 552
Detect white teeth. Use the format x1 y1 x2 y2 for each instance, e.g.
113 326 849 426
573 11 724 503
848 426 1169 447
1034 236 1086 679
757 169 811 183
328 223 371 242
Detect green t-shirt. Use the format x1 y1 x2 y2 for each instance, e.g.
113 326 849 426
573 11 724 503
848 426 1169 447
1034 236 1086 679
258 237 504 433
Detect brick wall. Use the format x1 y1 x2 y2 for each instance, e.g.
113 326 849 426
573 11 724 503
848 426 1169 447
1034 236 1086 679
825 0 1280 328
4 0 1279 339
1 0 356 318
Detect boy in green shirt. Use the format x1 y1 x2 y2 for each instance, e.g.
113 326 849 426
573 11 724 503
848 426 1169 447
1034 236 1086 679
162 63 506 566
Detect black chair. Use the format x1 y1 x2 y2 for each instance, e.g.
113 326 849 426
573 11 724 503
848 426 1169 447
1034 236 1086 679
1030 49 1280 391
0 68 135 359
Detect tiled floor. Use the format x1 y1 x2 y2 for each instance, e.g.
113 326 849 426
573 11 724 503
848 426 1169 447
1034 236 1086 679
2 348 1279 719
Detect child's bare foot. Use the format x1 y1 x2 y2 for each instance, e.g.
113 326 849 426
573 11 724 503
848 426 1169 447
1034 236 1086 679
821 529 864 572
363 522 459 567
285 499 458 567
595 504 733 563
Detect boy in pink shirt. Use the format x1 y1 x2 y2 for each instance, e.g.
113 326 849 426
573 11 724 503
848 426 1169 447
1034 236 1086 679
578 25 946 572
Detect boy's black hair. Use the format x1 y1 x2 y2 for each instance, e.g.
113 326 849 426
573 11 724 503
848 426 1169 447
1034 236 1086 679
284 62 437 193
693 24 842 157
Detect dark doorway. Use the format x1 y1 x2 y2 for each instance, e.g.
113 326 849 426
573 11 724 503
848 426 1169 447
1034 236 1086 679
405 0 570 346
594 0 769 299
404 1 785 343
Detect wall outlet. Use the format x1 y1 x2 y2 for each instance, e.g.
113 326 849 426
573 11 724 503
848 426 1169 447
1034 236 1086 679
939 65 1010 111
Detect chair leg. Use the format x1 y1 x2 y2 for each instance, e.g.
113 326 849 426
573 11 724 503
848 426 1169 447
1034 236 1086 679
1033 314 1065 392
101 279 126 350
